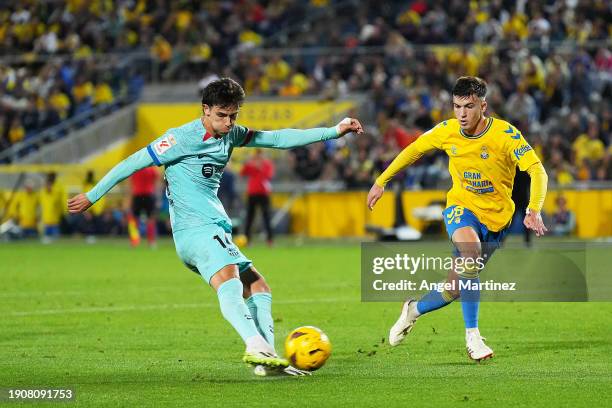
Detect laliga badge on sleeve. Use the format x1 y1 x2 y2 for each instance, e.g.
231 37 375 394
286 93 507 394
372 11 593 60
154 134 177 155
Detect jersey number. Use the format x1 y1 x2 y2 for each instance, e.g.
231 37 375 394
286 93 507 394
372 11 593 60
213 234 231 248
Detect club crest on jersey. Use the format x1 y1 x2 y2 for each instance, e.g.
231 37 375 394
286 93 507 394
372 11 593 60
450 145 458 155
154 134 177 155
480 146 489 159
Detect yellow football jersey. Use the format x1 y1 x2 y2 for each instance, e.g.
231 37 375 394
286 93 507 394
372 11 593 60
15 191 39 229
40 183 67 226
411 118 541 231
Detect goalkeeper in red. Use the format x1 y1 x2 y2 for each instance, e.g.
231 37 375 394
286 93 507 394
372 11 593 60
367 76 548 361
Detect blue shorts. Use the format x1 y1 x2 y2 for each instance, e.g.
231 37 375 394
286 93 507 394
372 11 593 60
44 225 60 237
443 205 508 259
21 228 38 238
173 223 252 284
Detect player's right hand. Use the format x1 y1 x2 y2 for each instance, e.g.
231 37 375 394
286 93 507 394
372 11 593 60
367 183 384 211
68 193 93 213
523 210 548 237
336 117 364 136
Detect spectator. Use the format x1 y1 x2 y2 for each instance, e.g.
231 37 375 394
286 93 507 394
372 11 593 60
573 118 606 179
72 75 94 112
93 78 114 106
506 82 538 125
8 117 25 144
241 149 275 245
13 180 39 238
550 195 576 236
291 143 328 181
48 86 71 120
39 172 66 243
150 35 173 74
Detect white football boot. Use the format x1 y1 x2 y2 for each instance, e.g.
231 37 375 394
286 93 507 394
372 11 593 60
253 365 312 377
389 299 420 346
465 329 494 361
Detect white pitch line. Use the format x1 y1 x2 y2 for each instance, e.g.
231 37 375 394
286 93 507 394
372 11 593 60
9 303 212 316
0 286 198 299
0 290 89 298
0 283 349 299
8 297 356 317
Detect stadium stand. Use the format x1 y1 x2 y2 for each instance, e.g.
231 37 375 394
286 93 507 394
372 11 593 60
2 0 610 182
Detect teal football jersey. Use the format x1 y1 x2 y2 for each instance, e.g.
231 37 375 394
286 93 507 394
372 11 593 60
146 119 250 231
86 116 339 233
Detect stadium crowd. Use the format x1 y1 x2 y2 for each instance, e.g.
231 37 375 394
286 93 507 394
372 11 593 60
0 0 306 152
0 58 146 152
260 0 611 186
1 0 610 184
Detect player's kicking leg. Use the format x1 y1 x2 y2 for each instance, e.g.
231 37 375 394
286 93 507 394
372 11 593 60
389 207 466 346
389 273 459 346
240 266 311 376
389 206 494 361
210 265 288 369
453 227 493 361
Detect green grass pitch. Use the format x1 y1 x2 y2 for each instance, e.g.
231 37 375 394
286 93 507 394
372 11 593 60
1 238 611 407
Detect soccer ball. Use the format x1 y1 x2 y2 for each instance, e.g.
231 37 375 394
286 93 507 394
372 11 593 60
284 326 331 371
233 234 248 248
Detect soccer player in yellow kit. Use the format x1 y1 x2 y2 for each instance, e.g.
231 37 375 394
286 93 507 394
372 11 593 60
367 77 548 361
14 182 39 237
40 173 67 243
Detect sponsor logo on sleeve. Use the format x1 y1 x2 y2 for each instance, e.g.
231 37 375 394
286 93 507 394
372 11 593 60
513 144 533 161
154 134 177 155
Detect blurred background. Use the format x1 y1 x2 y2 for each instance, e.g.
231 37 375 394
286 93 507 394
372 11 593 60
0 0 610 244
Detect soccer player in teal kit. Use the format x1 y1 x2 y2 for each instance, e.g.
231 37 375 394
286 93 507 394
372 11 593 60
68 78 363 376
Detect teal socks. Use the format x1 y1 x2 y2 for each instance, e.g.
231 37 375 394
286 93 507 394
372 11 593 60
245 292 275 350
216 278 259 342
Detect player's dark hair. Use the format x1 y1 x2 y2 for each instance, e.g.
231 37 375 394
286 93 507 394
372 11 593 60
452 76 487 99
201 78 245 108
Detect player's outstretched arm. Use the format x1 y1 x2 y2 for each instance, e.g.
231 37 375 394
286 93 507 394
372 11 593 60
242 118 363 149
523 162 548 237
67 148 154 214
367 125 443 210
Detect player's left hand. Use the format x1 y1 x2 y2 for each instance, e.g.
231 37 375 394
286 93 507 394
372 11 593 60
367 183 384 211
524 210 548 237
336 117 364 136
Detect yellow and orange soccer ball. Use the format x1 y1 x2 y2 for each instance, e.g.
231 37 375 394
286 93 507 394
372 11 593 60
284 326 331 371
